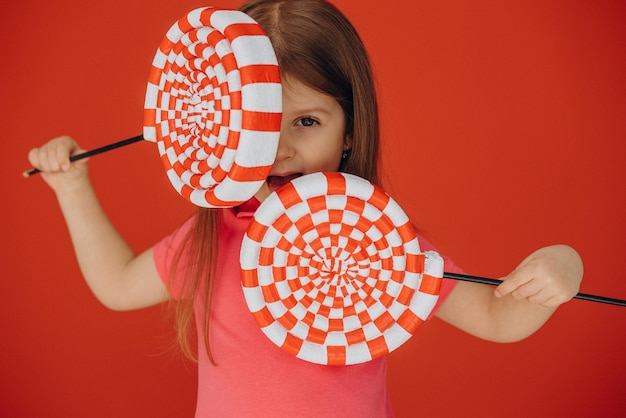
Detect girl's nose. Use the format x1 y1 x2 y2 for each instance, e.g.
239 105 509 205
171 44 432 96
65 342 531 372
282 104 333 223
274 130 294 161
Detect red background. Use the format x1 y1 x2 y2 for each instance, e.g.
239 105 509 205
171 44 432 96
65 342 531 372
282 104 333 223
1 0 625 417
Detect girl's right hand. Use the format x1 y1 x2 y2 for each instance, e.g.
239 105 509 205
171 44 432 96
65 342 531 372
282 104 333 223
27 136 89 193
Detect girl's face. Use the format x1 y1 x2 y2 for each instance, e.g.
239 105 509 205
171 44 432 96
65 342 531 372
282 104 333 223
254 77 352 202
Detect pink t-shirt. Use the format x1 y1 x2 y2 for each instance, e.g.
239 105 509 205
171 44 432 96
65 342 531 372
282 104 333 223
153 198 461 417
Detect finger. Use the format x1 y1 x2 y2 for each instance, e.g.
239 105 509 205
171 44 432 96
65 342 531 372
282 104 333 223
494 271 531 298
510 279 544 301
27 147 42 168
42 144 64 172
54 141 73 171
526 289 552 305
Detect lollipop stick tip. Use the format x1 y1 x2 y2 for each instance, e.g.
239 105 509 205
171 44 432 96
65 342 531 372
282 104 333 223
22 169 36 178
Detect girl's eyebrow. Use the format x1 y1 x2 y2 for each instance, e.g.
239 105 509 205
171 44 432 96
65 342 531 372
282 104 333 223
288 106 332 116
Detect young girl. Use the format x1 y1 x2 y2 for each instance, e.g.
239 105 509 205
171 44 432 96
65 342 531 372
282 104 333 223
27 0 583 416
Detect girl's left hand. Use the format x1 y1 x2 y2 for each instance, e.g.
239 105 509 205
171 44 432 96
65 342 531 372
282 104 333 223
494 245 583 308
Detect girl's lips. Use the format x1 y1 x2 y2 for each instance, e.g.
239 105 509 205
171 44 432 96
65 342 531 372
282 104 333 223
266 173 302 192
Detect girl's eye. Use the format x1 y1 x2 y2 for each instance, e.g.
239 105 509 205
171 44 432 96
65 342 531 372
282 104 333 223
296 116 318 127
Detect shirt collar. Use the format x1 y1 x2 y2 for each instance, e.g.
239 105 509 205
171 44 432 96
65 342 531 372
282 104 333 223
234 197 261 218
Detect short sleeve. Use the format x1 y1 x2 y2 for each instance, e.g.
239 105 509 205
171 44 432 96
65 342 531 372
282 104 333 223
152 216 196 299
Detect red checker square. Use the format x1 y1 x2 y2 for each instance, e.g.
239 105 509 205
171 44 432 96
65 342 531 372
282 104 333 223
287 253 299 266
314 292 326 304
241 111 282 132
302 311 316 327
374 311 394 332
277 311 298 330
229 162 273 182
345 196 365 213
287 278 301 292
366 336 390 358
245 220 268 243
342 304 356 317
272 237 291 253
271 266 286 282
355 217 373 234
396 221 417 244
317 304 331 318
418 274 442 295
239 64 281 85
376 214 395 236
300 295 313 309
350 293 361 305
281 333 303 357
397 309 424 333
302 281 315 294
306 327 327 345
332 297 344 309
295 214 314 234
378 292 394 308
390 269 404 284
338 223 354 238
180 184 194 202
327 346 347 366
220 52 239 74
293 235 307 250
224 21 267 38
261 284 280 303
307 195 326 213
258 247 274 266
317 223 331 238
283 295 297 309
223 130 239 148
367 188 390 211
363 295 376 307
229 90 242 109
252 306 275 328
240 268 259 288
323 172 347 195
344 239 358 254
297 266 311 279
346 328 366 345
357 309 372 325
277 182 303 209
396 285 415 306
328 209 343 224
328 318 344 332
406 253 425 274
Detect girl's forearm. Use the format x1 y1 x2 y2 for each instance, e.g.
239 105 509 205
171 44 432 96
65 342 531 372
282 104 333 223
55 179 138 309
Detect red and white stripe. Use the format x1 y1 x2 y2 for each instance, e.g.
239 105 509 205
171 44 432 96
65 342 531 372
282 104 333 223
241 172 443 365
143 7 281 207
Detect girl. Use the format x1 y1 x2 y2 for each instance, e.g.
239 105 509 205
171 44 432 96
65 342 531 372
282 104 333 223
27 0 583 416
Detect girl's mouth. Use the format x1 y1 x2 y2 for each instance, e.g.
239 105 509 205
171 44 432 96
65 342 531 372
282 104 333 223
266 173 302 193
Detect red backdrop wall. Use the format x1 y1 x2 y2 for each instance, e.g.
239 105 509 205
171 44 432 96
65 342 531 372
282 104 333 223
1 0 624 417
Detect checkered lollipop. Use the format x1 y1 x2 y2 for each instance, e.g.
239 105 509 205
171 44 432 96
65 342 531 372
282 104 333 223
143 7 282 207
240 172 444 365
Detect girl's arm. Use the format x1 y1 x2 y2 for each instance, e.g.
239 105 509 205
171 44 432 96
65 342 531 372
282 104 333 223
28 136 170 311
435 245 583 342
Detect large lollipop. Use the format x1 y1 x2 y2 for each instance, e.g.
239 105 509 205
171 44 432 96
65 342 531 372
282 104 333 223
240 172 444 365
143 7 281 207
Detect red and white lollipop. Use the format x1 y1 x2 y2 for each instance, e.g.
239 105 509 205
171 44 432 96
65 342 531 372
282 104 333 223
143 7 281 207
240 172 444 365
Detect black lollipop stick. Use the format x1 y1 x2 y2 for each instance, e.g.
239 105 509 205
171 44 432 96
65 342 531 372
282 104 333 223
23 134 143 177
443 272 626 307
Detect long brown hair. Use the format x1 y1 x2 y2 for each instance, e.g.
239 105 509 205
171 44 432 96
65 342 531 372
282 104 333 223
172 0 381 363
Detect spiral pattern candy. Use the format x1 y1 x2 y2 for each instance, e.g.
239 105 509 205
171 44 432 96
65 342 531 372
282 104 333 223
143 7 281 207
240 172 444 365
